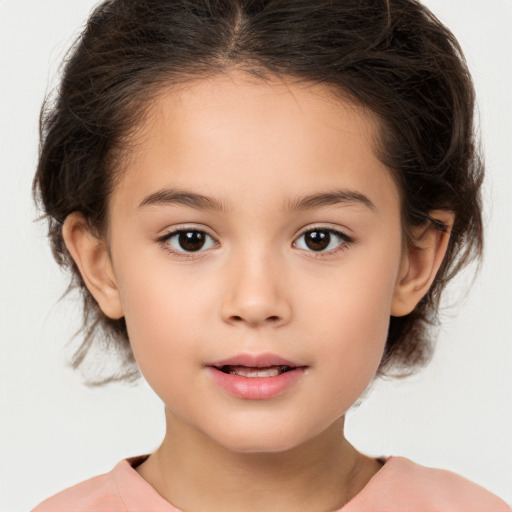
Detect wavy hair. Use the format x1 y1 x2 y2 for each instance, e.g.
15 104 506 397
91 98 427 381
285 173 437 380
34 0 483 384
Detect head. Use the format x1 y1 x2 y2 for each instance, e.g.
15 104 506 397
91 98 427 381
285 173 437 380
34 0 483 392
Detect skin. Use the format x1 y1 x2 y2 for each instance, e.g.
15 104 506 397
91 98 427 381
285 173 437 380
63 72 453 511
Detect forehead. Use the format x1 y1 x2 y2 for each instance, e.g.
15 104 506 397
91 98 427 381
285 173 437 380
112 72 399 214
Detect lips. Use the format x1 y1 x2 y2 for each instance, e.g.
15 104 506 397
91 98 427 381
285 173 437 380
219 365 292 377
206 353 306 400
209 352 300 370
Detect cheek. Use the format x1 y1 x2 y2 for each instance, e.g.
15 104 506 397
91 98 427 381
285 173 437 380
319 296 389 399
114 258 218 384
298 250 400 390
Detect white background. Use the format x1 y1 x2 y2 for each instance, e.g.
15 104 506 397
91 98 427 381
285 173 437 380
1 1 511 510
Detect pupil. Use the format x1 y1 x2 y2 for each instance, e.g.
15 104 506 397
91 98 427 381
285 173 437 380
305 230 330 251
179 231 205 251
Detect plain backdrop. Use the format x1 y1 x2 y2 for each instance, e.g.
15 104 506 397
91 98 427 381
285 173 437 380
1 1 511 510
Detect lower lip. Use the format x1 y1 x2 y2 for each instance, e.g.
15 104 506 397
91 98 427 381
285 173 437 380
206 367 305 400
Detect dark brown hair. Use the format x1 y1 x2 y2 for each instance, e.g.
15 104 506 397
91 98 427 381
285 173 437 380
34 0 483 385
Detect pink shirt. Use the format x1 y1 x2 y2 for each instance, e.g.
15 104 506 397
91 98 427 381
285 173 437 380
32 455 510 511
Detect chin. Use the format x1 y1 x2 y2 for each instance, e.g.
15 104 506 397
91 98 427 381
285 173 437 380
220 437 305 455
204 420 329 455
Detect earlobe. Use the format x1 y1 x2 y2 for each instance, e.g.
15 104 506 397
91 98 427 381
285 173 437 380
62 213 124 320
391 211 454 317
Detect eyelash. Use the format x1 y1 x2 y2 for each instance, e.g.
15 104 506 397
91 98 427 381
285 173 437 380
157 228 219 259
157 226 353 259
293 226 353 257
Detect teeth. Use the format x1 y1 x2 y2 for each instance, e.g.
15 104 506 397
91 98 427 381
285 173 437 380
224 365 290 377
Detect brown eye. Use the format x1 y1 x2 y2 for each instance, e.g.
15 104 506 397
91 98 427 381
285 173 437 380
163 229 217 253
294 228 351 253
304 230 330 251
178 231 206 251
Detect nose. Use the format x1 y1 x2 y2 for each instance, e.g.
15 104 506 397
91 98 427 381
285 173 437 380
221 249 292 328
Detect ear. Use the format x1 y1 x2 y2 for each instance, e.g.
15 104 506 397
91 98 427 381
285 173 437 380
62 212 124 320
391 211 454 317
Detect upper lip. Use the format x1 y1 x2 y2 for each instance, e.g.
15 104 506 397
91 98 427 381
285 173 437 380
207 353 303 369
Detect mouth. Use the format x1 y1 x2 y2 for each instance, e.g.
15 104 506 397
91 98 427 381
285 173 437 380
206 353 306 399
208 353 303 376
217 365 295 377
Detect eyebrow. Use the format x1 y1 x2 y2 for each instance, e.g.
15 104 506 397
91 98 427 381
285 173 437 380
287 190 376 212
138 187 376 213
138 188 229 212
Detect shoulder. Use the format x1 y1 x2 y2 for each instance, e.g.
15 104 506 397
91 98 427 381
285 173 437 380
31 463 128 512
386 457 510 511
345 456 511 512
31 455 176 512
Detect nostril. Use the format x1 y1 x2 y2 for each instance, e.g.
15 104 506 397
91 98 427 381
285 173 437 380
222 297 291 327
228 314 282 325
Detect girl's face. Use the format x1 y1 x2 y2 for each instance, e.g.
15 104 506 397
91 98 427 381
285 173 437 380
106 74 406 452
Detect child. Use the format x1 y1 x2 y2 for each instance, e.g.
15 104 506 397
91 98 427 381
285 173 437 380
30 0 510 510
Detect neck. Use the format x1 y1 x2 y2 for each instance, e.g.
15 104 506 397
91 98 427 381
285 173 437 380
136 409 381 512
